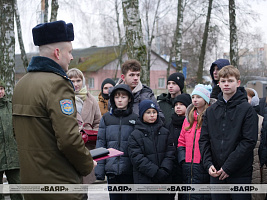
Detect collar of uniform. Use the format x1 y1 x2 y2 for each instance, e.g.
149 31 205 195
27 56 74 89
27 56 68 79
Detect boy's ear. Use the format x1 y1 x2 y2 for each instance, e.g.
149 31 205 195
237 79 241 87
121 74 125 81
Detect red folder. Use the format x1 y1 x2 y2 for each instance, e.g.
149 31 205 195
94 148 124 162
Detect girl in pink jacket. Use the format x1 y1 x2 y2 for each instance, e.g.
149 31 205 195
178 84 212 200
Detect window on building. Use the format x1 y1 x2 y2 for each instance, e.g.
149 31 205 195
88 78 94 88
158 78 165 88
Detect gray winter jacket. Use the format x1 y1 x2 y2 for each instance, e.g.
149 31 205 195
115 79 165 120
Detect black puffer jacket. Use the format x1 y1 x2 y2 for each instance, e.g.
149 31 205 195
157 93 174 126
128 119 175 184
169 114 184 185
199 87 258 177
95 84 138 180
133 85 165 121
259 97 267 167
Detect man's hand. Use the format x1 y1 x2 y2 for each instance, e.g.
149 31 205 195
217 168 229 180
209 165 220 177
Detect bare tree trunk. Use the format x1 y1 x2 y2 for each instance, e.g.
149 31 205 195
197 0 213 83
122 0 148 85
14 0 28 72
229 0 238 68
41 0 49 23
174 0 184 72
114 0 123 80
0 0 15 98
145 0 161 84
167 43 174 80
50 0 59 22
44 0 49 22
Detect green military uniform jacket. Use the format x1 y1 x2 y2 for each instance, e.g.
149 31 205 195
0 97 20 171
12 56 94 200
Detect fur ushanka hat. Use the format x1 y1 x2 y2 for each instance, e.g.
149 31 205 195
32 20 74 46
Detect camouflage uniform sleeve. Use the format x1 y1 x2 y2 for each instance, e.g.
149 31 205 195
47 78 94 176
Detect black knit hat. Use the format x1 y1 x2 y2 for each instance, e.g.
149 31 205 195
139 99 159 119
167 72 185 92
101 78 116 99
173 93 192 108
32 20 74 46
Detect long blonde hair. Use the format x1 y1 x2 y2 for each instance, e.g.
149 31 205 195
185 103 209 130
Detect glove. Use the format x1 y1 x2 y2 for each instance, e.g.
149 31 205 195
95 174 105 181
153 168 169 183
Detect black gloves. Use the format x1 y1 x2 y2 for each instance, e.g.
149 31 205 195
152 168 169 183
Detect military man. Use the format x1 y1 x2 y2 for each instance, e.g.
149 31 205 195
12 20 96 200
0 80 23 200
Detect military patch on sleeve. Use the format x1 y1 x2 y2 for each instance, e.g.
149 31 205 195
60 99 74 115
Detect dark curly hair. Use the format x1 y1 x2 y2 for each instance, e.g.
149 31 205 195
121 59 141 75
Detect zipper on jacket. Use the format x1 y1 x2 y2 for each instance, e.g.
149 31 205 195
221 106 227 160
117 116 122 174
151 126 160 166
190 125 198 185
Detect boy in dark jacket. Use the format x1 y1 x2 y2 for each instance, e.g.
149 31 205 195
128 99 175 200
199 65 258 200
157 72 185 125
116 59 164 120
209 59 230 99
95 84 138 200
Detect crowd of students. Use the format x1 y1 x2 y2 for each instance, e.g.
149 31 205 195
1 20 267 200
89 59 267 200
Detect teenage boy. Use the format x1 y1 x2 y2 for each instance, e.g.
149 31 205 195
116 59 164 120
95 84 138 200
209 59 230 99
157 72 185 124
199 65 258 200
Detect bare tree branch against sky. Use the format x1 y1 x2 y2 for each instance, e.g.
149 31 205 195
15 0 267 55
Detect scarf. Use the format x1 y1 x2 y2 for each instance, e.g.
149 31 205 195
75 86 87 101
171 113 185 128
101 92 109 100
75 86 88 114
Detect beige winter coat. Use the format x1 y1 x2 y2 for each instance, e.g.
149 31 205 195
76 91 101 184
76 91 101 134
